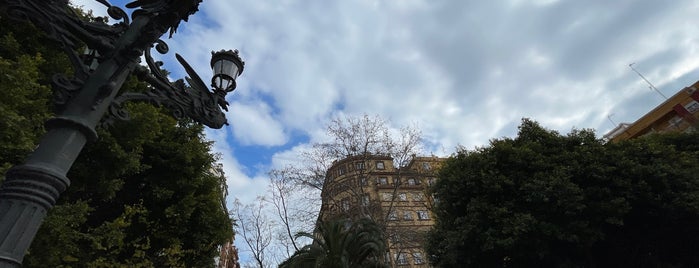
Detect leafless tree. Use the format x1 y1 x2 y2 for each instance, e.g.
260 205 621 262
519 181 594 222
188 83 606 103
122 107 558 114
266 168 318 257
313 114 423 217
232 198 276 268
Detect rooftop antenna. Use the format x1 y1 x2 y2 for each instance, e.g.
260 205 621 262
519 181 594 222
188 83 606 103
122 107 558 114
629 63 668 100
607 113 617 127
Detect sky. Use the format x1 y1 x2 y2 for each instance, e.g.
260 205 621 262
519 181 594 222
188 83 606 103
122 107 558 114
74 0 699 264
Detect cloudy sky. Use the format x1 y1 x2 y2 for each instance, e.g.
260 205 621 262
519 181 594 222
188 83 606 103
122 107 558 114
75 0 699 263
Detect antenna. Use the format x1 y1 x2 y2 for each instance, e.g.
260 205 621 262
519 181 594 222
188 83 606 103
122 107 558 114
629 63 668 100
607 113 617 127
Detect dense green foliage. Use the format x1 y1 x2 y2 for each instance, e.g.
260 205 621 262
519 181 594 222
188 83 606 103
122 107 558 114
0 11 232 267
280 218 388 268
426 119 699 267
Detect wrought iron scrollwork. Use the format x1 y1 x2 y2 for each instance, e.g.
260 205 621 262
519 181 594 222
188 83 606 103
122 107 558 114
6 0 205 112
106 40 230 129
125 0 203 37
6 0 228 127
52 74 85 112
6 0 129 109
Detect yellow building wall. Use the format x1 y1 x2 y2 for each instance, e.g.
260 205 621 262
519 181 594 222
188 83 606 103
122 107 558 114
608 83 699 142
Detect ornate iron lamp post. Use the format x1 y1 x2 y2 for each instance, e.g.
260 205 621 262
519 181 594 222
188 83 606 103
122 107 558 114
0 0 244 266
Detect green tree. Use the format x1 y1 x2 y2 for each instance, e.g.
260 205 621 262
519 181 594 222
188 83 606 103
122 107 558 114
0 8 234 267
0 13 69 175
426 119 699 267
280 218 389 268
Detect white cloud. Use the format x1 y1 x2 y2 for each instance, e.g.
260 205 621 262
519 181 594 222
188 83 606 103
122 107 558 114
227 100 287 146
204 129 269 207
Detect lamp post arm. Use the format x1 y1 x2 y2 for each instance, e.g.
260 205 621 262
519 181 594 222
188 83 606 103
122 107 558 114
105 42 230 129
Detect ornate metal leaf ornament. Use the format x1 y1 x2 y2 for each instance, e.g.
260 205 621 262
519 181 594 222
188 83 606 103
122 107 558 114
6 0 206 112
7 0 236 128
106 42 232 129
125 0 203 37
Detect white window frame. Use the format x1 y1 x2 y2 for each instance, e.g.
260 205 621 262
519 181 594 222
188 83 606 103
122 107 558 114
407 178 416 185
376 161 385 170
341 198 350 211
388 211 398 221
361 194 370 206
417 210 430 220
381 193 393 201
412 193 424 201
395 253 408 265
413 252 425 264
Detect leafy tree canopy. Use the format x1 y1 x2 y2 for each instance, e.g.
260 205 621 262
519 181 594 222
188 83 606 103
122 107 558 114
427 119 699 267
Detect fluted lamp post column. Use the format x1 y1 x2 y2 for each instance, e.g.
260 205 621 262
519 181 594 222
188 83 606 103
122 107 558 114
0 0 245 266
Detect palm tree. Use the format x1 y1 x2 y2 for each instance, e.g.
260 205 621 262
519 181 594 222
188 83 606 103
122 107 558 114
279 218 388 268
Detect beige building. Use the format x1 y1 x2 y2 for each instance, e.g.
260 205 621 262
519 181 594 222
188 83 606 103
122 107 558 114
319 154 444 267
605 83 699 142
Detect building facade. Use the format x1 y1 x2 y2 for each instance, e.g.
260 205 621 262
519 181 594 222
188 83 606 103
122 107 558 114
319 154 444 267
605 83 699 142
217 238 241 268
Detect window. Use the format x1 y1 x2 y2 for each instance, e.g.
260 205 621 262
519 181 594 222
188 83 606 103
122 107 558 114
395 253 408 265
668 116 683 128
360 177 368 186
412 193 424 201
381 193 393 201
393 177 401 185
403 211 413 220
361 194 370 207
389 233 401 243
376 161 385 170
397 193 407 201
417 210 430 220
422 162 431 170
378 177 388 185
412 252 425 264
338 166 346 175
427 178 436 186
336 181 350 192
406 178 418 186
355 161 365 170
685 100 699 113
341 198 350 212
388 211 398 221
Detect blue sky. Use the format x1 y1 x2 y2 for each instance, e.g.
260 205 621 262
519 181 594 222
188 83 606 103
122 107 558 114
74 0 699 265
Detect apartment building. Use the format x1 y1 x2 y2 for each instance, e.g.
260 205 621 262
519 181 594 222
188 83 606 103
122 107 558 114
605 82 699 142
319 154 444 267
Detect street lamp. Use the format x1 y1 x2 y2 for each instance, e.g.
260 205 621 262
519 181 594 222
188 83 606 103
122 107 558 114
0 0 244 266
212 49 244 92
